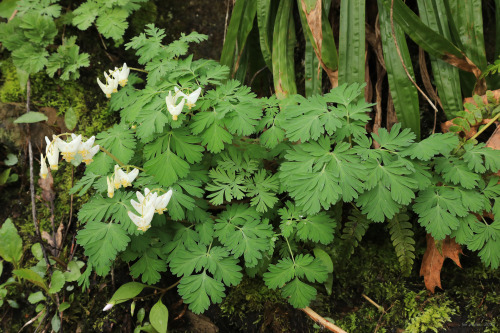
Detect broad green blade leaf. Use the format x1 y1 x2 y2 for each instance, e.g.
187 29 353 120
416 0 462 119
380 0 462 59
14 111 48 124
338 0 365 86
272 0 297 99
381 0 483 90
220 0 257 77
150 299 168 333
13 269 49 292
108 282 146 305
304 40 322 97
446 1 486 70
377 0 420 138
445 1 494 92
256 0 277 69
0 219 23 265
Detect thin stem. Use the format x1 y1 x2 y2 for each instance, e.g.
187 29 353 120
99 146 125 167
129 67 149 73
470 112 500 141
362 293 384 312
284 237 296 265
26 78 50 267
301 307 347 333
453 111 500 153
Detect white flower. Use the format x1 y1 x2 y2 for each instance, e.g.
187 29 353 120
117 168 139 188
110 63 130 87
128 188 157 232
128 209 155 232
102 303 114 311
40 154 48 179
154 189 173 214
97 72 119 98
57 134 82 162
107 176 114 198
44 136 59 170
175 87 202 109
113 165 121 189
78 136 100 165
165 90 185 121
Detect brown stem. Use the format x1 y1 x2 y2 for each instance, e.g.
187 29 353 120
301 307 347 333
26 79 50 267
362 293 384 312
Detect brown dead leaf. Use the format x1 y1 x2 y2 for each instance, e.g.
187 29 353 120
42 222 64 256
420 234 462 293
486 125 500 176
441 89 500 139
486 125 500 149
38 171 55 202
299 0 338 87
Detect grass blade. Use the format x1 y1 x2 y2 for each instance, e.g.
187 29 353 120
378 0 420 138
256 0 278 70
272 0 296 99
338 0 365 86
220 0 257 77
446 1 489 94
416 0 462 119
380 0 483 86
304 39 322 96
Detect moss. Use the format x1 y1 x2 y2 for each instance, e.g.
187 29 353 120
130 1 158 35
217 277 288 331
0 60 24 103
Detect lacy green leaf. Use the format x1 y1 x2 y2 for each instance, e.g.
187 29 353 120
178 272 225 314
76 222 130 276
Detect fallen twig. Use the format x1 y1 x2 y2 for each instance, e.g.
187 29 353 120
301 307 348 333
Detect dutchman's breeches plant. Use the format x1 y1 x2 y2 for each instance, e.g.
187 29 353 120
43 25 500 318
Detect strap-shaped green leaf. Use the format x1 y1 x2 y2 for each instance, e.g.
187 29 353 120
272 0 296 99
256 0 277 69
338 0 365 86
378 0 420 138
220 0 257 77
416 0 462 119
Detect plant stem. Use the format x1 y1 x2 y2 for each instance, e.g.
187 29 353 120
362 293 384 312
26 78 50 267
99 146 125 167
284 237 296 264
470 111 500 141
301 307 347 333
129 67 149 73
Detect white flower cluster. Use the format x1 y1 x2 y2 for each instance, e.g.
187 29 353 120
165 87 202 121
40 134 99 179
128 188 173 232
106 165 139 198
97 63 130 98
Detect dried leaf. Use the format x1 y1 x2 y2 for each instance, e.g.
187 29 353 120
420 234 462 293
38 171 55 202
41 223 64 256
299 0 338 87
